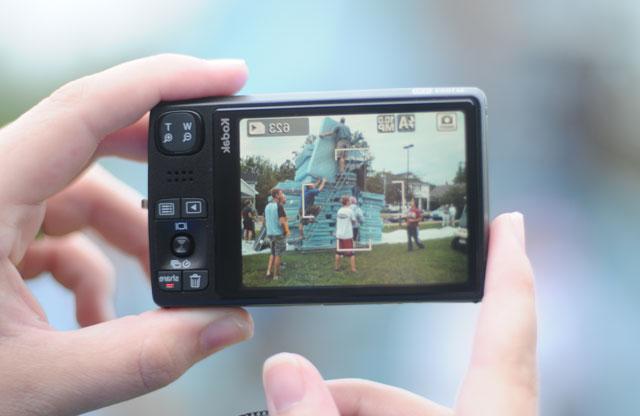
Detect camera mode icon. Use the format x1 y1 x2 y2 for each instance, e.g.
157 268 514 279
436 112 457 132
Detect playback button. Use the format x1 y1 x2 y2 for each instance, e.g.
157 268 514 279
182 198 207 218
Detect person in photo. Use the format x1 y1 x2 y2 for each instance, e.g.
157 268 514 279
350 196 364 243
442 204 449 228
449 203 457 226
264 188 289 280
298 177 326 239
241 200 256 241
406 199 425 251
320 117 352 174
335 195 357 272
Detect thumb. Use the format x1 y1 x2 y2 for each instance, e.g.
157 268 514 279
263 353 340 416
18 308 253 415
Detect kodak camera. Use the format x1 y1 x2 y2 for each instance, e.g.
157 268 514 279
148 88 488 306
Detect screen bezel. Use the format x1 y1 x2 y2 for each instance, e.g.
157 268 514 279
213 98 485 303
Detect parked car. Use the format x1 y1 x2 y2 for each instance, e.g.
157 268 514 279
451 205 468 251
429 206 446 221
381 204 401 214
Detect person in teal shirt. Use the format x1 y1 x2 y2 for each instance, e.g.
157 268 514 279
264 188 289 279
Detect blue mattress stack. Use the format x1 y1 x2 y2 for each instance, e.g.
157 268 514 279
271 116 385 251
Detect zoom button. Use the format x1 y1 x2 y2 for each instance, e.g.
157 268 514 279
158 112 201 154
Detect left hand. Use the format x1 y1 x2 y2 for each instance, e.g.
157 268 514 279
0 54 254 415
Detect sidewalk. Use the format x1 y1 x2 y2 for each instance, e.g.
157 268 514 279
377 226 456 244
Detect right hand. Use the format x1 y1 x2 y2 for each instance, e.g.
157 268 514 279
262 213 537 415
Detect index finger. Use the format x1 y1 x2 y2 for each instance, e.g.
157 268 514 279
0 54 247 205
456 213 538 415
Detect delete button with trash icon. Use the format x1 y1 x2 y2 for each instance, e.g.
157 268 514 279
184 271 208 291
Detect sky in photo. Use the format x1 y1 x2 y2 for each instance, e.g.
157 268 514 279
240 111 465 185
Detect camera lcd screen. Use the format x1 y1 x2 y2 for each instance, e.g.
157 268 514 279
239 111 468 288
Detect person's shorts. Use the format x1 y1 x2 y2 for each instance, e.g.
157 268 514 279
299 206 320 224
269 235 286 256
336 238 354 257
300 217 313 226
243 219 255 232
336 139 349 158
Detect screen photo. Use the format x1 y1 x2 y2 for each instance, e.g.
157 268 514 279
239 111 468 287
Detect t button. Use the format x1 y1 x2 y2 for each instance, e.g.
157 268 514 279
158 112 202 154
171 234 194 257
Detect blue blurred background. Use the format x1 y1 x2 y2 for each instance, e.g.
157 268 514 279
2 1 640 414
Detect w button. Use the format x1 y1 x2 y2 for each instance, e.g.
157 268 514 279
182 198 206 218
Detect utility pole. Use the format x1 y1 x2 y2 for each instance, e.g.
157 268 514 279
403 144 414 209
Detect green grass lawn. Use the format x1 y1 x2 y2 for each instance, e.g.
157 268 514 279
243 237 467 287
382 221 447 233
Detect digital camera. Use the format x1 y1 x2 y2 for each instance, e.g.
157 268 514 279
147 88 488 306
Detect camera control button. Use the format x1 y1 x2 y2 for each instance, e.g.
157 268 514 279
158 112 201 154
156 199 180 219
182 198 207 218
171 234 194 257
158 271 182 291
183 270 208 291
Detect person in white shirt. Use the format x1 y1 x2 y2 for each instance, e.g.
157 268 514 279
449 204 457 226
442 204 450 228
335 195 357 272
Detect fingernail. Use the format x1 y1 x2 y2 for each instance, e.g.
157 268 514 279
509 212 526 249
200 313 253 351
263 353 306 413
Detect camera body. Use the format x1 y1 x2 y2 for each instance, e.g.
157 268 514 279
148 88 488 306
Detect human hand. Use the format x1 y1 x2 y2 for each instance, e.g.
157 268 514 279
0 54 254 415
262 213 537 415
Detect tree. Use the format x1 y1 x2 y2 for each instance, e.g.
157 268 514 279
240 156 300 213
365 171 405 205
241 156 279 214
278 159 296 181
441 184 466 218
453 162 466 184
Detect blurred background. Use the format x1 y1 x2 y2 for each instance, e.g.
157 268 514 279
2 0 640 414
